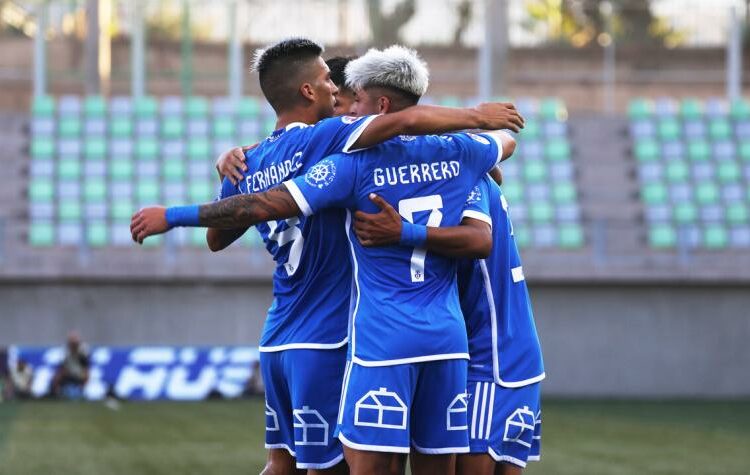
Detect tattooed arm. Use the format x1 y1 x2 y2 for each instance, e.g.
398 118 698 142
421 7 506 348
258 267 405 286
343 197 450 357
130 185 300 244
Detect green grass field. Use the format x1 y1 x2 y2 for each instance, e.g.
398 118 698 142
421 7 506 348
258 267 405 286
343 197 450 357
0 399 749 475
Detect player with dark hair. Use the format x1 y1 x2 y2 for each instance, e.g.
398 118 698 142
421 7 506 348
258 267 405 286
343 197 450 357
326 56 358 116
133 37 524 475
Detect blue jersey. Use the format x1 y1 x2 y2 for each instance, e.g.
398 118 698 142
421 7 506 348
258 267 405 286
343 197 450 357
219 115 378 351
457 175 545 386
285 132 503 366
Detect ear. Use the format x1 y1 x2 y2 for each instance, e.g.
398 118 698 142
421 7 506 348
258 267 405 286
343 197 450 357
300 83 316 103
378 96 391 114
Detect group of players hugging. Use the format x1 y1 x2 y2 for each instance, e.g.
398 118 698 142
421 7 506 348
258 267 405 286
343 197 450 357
130 38 544 475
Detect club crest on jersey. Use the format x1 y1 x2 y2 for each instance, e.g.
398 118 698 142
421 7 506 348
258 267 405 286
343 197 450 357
305 159 336 188
468 133 490 145
466 185 482 205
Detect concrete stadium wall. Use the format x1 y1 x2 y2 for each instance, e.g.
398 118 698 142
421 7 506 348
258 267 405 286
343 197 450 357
1 281 749 398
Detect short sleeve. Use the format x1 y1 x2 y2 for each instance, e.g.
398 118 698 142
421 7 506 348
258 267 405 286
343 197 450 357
461 176 493 229
217 176 241 201
311 115 380 155
448 132 502 175
284 154 358 216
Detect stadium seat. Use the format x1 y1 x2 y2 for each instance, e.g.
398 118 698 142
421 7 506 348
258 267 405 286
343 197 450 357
29 221 55 246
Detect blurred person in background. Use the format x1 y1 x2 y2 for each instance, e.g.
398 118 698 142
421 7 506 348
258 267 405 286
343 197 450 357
9 359 34 400
52 331 90 399
0 347 7 401
327 56 358 117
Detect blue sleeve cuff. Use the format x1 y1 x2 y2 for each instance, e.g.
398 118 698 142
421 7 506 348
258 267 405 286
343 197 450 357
400 221 428 247
165 205 201 227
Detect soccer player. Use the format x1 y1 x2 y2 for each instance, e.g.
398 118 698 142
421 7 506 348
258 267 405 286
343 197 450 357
132 38 524 475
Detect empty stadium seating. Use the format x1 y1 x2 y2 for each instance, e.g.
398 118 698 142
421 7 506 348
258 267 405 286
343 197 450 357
28 95 582 250
630 98 750 249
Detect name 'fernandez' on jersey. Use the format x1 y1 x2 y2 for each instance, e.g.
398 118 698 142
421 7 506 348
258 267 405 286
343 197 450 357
219 115 378 352
458 175 545 386
284 132 504 366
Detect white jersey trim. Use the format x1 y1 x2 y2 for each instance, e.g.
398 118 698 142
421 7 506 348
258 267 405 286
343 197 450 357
479 259 545 388
488 448 528 468
258 337 348 352
461 210 492 228
284 179 313 217
352 353 469 367
265 443 296 457
296 453 344 470
342 115 380 153
345 210 362 365
482 131 506 166
338 432 410 454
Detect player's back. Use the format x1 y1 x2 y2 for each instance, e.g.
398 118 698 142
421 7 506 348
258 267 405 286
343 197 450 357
457 175 545 386
219 116 377 350
287 132 502 365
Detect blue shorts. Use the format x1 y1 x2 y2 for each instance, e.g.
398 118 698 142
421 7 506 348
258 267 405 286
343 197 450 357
467 380 542 468
337 359 469 454
261 347 347 470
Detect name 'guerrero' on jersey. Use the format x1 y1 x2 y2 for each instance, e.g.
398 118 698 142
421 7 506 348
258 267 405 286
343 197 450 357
373 160 461 186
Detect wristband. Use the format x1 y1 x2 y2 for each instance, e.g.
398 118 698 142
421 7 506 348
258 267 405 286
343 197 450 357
165 205 201 227
400 221 428 247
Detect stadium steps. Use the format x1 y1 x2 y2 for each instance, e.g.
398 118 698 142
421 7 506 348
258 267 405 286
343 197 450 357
568 114 643 257
0 113 28 249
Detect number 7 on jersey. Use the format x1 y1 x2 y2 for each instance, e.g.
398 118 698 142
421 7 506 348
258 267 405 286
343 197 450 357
398 195 444 283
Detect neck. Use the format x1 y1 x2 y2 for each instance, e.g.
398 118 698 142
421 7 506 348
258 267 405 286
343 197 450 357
275 106 324 130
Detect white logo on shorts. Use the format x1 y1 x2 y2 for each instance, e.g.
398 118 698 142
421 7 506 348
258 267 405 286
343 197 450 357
503 406 536 448
293 406 329 446
447 393 469 431
354 387 407 430
265 402 280 431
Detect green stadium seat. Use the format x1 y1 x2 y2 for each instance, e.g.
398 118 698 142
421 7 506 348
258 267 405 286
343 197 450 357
59 117 81 138
558 224 583 248
110 117 133 137
29 221 54 246
642 183 667 205
213 117 235 138
58 200 81 220
674 203 697 224
726 204 748 224
134 97 157 117
679 98 703 120
189 228 207 247
739 142 750 162
513 226 531 248
163 161 186 182
687 141 711 161
529 202 553 223
237 97 260 118
84 96 106 117
649 224 676 248
552 182 576 203
730 99 750 120
162 117 184 139
264 117 277 135
545 139 570 161
703 225 728 249
58 159 81 180
29 180 54 203
110 160 134 181
84 181 106 202
709 119 732 140
439 96 462 108
524 161 547 183
628 99 653 120
665 161 689 182
658 118 681 140
32 96 55 117
634 140 659 162
189 181 213 202
539 98 567 121
717 162 741 183
137 180 160 203
136 139 158 160
85 138 106 158
188 139 210 160
695 183 719 205
185 97 208 118
112 201 133 220
86 221 108 246
31 137 54 158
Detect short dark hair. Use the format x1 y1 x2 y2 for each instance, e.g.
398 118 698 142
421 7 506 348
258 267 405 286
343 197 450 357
253 38 324 113
326 56 357 91
367 85 420 112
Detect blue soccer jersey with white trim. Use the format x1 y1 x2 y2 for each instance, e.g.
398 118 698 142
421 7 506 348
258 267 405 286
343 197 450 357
219 115 377 351
285 133 503 365
457 175 545 386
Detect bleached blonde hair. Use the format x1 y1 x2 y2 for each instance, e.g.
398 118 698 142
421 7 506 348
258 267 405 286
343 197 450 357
345 45 429 98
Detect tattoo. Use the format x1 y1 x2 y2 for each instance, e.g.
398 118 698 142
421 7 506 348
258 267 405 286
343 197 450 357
198 184 299 228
